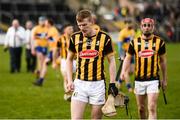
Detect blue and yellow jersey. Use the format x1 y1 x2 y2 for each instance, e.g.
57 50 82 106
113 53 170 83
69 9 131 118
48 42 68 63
119 28 135 51
46 26 59 50
32 25 48 47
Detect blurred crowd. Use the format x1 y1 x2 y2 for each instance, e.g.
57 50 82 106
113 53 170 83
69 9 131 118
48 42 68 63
91 0 180 42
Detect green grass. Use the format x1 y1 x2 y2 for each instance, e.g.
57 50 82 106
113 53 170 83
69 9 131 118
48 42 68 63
0 43 180 119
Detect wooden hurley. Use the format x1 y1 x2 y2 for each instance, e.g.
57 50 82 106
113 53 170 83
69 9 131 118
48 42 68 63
102 94 117 117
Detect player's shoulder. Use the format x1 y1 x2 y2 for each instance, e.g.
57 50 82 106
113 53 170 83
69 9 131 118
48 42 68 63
98 30 111 37
153 35 161 39
153 35 165 43
120 28 127 33
71 31 82 38
34 25 40 29
52 26 58 31
59 34 66 39
32 25 40 31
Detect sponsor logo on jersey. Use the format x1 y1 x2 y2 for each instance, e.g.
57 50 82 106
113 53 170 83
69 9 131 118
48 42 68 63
138 50 154 58
79 50 99 59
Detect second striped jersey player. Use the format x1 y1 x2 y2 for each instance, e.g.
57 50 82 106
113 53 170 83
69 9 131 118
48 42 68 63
128 35 166 81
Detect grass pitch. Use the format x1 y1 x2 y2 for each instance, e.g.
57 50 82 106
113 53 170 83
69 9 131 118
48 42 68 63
0 43 180 119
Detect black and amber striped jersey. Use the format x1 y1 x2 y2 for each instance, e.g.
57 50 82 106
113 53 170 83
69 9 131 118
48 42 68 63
127 35 166 81
57 34 69 59
69 30 114 81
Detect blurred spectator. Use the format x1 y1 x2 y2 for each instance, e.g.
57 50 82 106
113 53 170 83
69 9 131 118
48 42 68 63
25 20 37 72
4 19 25 73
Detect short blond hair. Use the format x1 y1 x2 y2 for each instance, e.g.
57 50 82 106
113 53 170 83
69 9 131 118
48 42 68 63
76 9 93 22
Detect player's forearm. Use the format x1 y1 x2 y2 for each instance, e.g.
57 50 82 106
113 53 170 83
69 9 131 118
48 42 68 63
66 59 73 82
121 55 131 73
52 48 57 63
108 56 116 83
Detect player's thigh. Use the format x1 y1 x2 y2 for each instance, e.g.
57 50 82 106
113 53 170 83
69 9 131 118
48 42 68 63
72 60 76 73
147 93 159 108
134 81 146 95
135 94 147 109
60 59 67 75
147 80 159 94
71 79 89 103
130 63 135 73
71 99 87 119
89 80 106 105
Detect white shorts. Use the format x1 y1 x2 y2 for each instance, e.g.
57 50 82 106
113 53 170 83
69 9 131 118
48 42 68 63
134 80 159 95
71 79 106 105
60 59 76 75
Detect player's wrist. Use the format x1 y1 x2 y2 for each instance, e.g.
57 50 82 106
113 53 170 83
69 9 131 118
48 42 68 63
108 83 118 97
126 83 132 90
118 79 123 84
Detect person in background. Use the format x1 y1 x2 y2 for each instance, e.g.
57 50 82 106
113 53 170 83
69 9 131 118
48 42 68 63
33 18 59 86
31 16 48 80
4 19 25 73
56 23 76 100
121 18 167 119
25 20 36 73
118 18 135 92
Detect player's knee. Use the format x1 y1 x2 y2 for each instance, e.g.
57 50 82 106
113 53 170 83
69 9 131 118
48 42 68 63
148 104 156 114
45 61 50 65
138 105 146 114
91 111 102 119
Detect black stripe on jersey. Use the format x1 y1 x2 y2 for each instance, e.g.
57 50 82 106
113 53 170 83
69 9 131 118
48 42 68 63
101 34 109 80
151 36 156 78
92 32 101 81
77 33 83 79
137 37 141 79
84 38 91 81
143 40 148 79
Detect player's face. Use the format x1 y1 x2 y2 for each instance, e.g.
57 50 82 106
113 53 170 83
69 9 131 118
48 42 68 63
77 18 93 36
65 26 74 35
45 20 50 28
39 20 45 26
141 22 154 35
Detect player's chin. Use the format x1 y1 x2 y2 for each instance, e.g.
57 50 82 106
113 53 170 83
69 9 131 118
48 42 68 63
82 32 88 36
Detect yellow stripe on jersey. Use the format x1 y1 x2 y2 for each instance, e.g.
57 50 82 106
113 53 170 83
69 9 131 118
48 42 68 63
147 39 152 77
79 37 87 80
98 34 106 80
57 34 69 59
88 35 97 80
153 37 160 77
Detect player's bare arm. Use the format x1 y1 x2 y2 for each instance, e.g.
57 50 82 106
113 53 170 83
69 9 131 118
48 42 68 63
160 54 167 90
107 55 116 83
66 50 75 92
120 54 132 80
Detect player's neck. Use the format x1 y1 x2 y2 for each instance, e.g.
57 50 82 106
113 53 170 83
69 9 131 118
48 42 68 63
85 29 96 38
64 33 71 38
142 34 153 40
